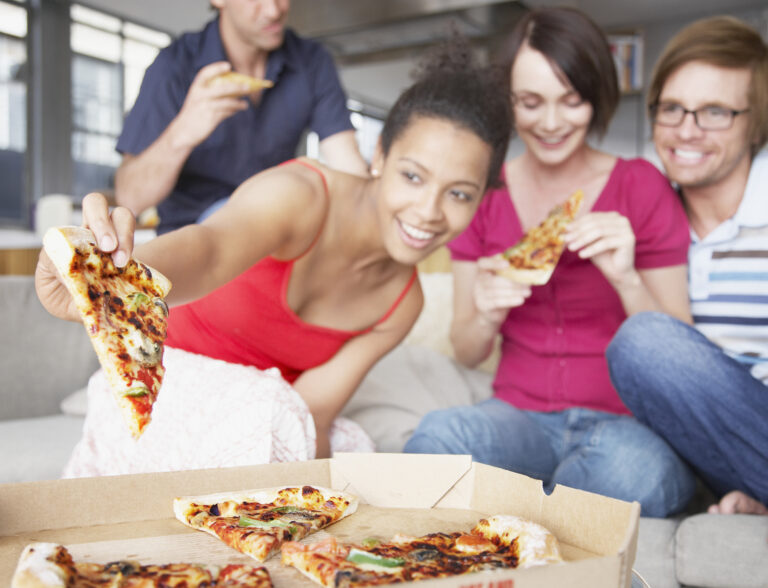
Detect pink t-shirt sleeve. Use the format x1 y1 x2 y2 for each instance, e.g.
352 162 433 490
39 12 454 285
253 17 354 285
448 182 519 262
611 159 690 269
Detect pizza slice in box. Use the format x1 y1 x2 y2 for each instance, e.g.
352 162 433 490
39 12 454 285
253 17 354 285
11 543 273 588
281 514 563 586
174 485 358 562
43 226 171 438
497 189 584 285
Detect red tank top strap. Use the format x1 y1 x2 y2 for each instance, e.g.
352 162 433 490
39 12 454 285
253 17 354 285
364 268 419 332
278 158 331 260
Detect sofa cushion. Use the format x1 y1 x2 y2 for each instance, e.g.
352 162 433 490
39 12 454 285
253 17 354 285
634 517 681 588
60 387 88 416
407 272 500 373
0 414 84 483
676 513 768 587
0 275 99 420
343 345 493 453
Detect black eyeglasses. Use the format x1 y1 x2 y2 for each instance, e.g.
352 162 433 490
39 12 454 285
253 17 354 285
650 102 750 130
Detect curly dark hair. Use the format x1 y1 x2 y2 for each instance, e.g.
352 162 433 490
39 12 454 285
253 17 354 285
379 36 512 189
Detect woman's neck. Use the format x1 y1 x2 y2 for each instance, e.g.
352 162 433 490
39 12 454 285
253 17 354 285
324 172 395 272
508 145 615 227
682 156 752 240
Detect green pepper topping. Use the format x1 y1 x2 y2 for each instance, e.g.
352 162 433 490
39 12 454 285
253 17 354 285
127 292 150 311
346 548 404 568
238 515 297 535
361 538 381 549
270 506 306 514
123 387 149 397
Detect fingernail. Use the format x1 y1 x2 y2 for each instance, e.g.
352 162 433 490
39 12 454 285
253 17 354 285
113 250 128 267
100 235 115 251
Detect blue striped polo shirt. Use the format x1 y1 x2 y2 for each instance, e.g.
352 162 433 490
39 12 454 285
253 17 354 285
689 150 768 383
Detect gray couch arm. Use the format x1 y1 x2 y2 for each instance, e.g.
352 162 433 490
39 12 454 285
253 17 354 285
0 275 98 420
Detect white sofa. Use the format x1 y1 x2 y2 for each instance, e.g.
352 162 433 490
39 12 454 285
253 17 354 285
1 273 766 588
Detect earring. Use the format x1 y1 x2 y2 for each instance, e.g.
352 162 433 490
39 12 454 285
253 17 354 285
371 168 380 177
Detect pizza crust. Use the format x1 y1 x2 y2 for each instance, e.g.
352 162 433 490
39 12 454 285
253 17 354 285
12 543 70 588
43 226 171 297
208 71 274 95
493 261 556 285
475 515 563 568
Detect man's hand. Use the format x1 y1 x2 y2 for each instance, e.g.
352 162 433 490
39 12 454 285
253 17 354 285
708 490 768 515
170 62 253 150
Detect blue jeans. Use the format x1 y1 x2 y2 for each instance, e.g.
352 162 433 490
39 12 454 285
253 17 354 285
403 397 695 517
607 311 768 506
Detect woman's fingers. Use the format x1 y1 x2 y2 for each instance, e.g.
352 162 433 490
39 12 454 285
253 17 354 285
110 206 136 267
81 192 136 267
82 193 117 251
565 212 634 254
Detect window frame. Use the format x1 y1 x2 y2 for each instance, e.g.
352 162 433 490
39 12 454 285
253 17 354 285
69 3 171 200
0 0 30 228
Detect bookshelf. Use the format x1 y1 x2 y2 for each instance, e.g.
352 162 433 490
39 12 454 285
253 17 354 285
608 31 644 94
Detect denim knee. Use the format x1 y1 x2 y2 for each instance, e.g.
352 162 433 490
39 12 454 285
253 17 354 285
632 448 697 517
607 312 678 366
404 408 465 455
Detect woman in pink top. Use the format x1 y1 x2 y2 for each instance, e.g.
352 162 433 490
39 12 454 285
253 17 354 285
35 42 512 473
405 7 696 517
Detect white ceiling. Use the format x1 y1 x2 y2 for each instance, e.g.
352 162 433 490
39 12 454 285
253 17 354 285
84 0 768 37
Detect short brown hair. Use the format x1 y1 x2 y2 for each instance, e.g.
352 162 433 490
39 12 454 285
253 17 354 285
648 16 768 156
498 7 619 138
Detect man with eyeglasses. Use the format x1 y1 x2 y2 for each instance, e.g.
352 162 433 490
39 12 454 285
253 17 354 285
607 16 768 516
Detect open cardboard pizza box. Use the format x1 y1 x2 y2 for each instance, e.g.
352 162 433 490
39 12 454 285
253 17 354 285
0 453 639 587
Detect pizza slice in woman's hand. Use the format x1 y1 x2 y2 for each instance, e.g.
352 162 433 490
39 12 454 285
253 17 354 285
43 226 171 438
497 189 584 285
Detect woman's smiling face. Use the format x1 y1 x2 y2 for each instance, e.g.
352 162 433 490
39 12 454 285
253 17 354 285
511 44 593 167
372 115 492 265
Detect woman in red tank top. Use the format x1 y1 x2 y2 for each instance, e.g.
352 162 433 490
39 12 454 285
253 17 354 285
37 40 512 466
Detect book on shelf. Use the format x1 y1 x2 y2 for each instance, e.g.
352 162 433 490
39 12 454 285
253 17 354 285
608 33 644 93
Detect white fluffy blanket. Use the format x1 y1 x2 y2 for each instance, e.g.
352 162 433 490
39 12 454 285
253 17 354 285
63 347 373 478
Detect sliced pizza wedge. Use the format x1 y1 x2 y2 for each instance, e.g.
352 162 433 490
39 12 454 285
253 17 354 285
173 485 358 562
11 543 273 588
281 514 562 587
497 189 584 285
208 71 274 96
43 226 172 438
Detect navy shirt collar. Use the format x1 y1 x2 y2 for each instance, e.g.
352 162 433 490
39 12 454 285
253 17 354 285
194 16 292 82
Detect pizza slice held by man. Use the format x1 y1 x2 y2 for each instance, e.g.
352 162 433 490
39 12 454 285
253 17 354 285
496 189 584 285
43 226 172 438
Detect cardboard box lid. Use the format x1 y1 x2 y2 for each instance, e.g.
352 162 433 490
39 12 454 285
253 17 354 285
0 454 640 588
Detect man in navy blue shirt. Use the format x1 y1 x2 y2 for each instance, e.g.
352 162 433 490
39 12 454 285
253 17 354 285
115 0 368 234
